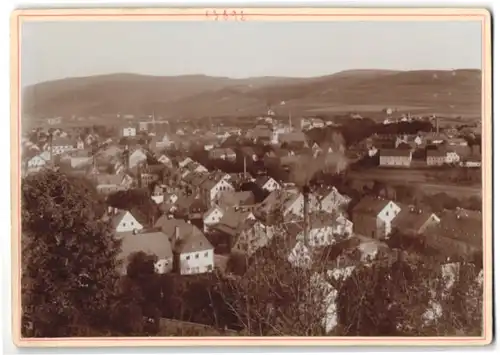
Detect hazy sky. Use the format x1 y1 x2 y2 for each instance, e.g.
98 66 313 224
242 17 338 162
21 20 482 87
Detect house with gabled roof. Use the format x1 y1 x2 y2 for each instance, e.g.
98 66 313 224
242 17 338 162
293 211 353 248
258 189 318 222
76 137 85 150
117 229 173 275
379 149 413 167
174 194 208 220
314 186 351 214
185 161 208 174
230 218 272 256
122 125 137 137
26 151 51 172
84 133 99 147
108 208 144 234
426 149 447 166
150 133 174 150
128 148 148 169
203 205 225 233
209 148 237 161
200 174 235 206
179 157 195 168
392 204 440 236
424 208 482 256
216 190 255 210
151 184 171 204
95 173 132 195
352 197 401 240
157 154 173 167
50 136 76 155
255 176 281 193
210 207 269 255
278 131 309 149
154 216 214 275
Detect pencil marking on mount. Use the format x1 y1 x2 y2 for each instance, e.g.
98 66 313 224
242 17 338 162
206 9 246 21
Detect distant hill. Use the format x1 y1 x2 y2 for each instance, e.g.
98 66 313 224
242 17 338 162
22 69 482 122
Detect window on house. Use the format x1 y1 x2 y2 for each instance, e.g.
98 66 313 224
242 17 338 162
386 211 389 217
122 223 126 227
204 252 208 257
195 254 199 259
207 265 213 272
186 255 190 260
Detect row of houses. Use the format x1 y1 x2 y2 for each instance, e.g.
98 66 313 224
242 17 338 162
350 195 482 256
378 147 481 168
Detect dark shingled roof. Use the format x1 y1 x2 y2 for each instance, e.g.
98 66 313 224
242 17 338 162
154 216 213 254
352 197 392 215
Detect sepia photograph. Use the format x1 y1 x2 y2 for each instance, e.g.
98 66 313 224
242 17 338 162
11 8 492 347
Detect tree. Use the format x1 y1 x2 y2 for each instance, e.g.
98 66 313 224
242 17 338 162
216 230 334 336
116 252 162 336
437 261 483 336
336 254 483 337
217 256 329 336
336 254 439 336
21 170 122 337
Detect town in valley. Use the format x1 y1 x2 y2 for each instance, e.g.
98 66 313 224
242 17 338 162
19 20 485 339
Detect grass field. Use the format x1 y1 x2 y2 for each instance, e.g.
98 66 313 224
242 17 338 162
349 168 481 198
305 104 429 114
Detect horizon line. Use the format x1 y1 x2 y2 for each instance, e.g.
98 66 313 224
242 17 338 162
23 67 483 88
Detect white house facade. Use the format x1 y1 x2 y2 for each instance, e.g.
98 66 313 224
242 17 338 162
157 154 172 166
445 151 461 164
27 154 49 170
376 201 402 237
122 127 137 137
209 179 235 204
203 206 225 232
113 211 144 234
128 149 148 169
179 248 214 275
318 188 351 214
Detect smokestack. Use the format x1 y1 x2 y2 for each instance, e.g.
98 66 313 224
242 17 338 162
302 185 310 247
436 117 440 134
243 155 247 177
174 226 180 242
49 132 53 166
123 145 130 171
